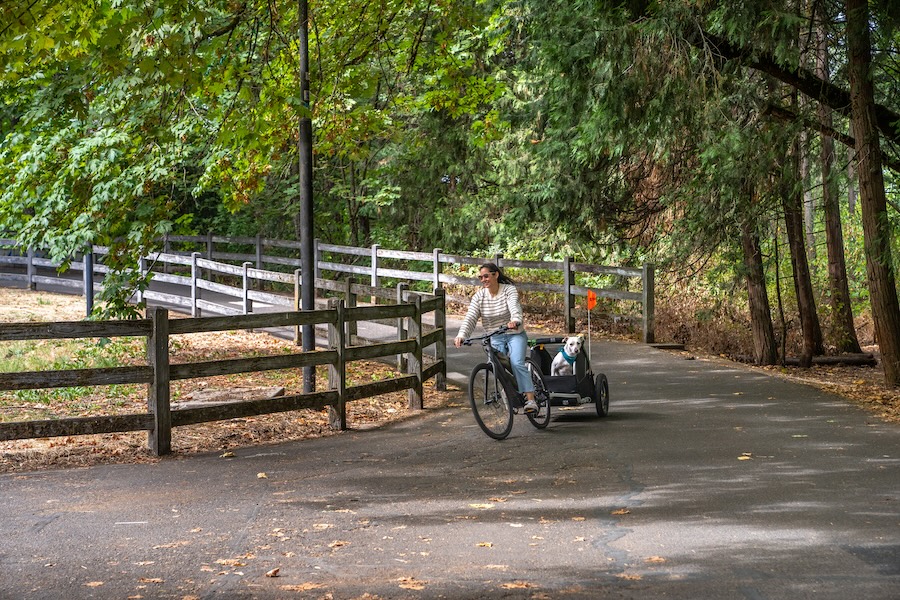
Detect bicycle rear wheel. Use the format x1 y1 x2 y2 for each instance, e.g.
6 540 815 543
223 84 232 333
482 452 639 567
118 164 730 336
469 363 514 440
526 358 551 429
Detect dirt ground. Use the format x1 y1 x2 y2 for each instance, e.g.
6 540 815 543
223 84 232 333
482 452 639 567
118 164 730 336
1 288 897 473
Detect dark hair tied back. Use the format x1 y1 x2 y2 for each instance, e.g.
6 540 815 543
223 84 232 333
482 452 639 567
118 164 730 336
480 262 514 285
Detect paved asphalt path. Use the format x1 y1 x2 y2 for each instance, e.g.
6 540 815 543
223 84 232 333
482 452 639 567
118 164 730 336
1 279 899 598
2 332 899 599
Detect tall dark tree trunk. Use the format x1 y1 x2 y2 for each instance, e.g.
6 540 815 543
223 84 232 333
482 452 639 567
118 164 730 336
846 0 900 386
741 217 778 365
816 21 862 354
782 136 824 367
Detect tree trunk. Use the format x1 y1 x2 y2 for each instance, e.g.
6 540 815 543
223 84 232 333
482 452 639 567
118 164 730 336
782 136 824 366
846 0 900 386
741 218 778 365
816 22 862 354
800 130 815 260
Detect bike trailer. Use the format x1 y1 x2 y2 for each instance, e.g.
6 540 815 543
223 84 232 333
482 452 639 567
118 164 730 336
530 337 604 410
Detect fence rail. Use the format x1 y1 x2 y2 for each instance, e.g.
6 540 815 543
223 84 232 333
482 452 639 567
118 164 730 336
0 293 446 456
1 234 655 342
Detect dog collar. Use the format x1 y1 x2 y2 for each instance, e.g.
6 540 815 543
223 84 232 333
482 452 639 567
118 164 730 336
561 350 577 365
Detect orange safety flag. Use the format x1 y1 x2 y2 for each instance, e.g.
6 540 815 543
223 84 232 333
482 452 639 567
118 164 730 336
587 289 597 311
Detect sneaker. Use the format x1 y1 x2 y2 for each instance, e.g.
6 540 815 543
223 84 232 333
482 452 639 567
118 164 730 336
523 399 539 414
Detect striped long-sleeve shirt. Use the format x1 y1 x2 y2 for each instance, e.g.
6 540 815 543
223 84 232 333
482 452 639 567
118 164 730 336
456 284 524 340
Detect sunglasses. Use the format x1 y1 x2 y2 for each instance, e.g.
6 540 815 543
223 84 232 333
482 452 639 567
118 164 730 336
478 273 495 280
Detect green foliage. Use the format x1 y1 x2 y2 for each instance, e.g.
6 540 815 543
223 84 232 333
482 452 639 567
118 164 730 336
1 0 898 352
2 335 141 407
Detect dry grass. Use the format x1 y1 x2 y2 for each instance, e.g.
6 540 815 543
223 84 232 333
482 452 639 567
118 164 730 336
0 288 462 473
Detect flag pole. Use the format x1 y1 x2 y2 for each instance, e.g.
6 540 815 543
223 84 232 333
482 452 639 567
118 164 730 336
586 289 596 363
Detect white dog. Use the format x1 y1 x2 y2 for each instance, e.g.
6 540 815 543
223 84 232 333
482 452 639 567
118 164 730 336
550 335 584 376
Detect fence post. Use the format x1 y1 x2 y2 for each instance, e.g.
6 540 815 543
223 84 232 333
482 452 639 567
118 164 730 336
242 261 253 315
26 247 35 290
293 268 302 345
396 282 409 371
313 238 322 299
407 294 423 410
327 298 347 430
642 263 656 344
163 237 171 274
206 231 214 261
433 248 442 290
254 234 264 297
434 287 447 391
148 307 172 456
493 252 503 268
83 247 94 317
370 243 380 304
344 277 357 343
564 256 575 333
205 232 214 282
136 256 146 305
191 252 201 318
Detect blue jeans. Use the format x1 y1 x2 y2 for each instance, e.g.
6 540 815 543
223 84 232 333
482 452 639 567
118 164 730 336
491 330 534 395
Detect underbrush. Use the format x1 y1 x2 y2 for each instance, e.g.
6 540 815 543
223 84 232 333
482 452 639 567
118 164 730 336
652 284 875 360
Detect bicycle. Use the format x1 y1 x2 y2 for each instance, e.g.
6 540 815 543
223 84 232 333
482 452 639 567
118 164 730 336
462 326 551 440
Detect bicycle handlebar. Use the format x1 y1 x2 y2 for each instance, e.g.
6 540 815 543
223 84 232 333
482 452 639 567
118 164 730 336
461 325 509 346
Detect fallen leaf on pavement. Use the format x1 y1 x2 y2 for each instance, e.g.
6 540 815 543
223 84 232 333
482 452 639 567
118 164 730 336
645 556 667 563
265 568 280 577
611 508 630 515
501 581 535 589
477 542 493 548
469 503 494 509
398 577 426 590
215 558 246 567
84 582 104 588
328 540 350 549
257 472 268 479
279 583 324 591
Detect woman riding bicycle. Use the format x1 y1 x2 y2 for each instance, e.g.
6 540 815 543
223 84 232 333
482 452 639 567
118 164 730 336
454 263 538 414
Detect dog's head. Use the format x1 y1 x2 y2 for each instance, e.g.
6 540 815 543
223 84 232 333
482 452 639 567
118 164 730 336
563 335 584 357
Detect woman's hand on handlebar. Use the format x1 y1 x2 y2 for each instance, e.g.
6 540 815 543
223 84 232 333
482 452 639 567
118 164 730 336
454 337 464 348
507 321 520 331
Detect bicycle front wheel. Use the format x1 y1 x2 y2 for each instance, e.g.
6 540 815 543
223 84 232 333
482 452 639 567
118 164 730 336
469 363 514 440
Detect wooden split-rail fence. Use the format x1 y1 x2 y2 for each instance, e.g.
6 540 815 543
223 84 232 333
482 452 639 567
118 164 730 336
0 234 652 455
0 292 446 456
0 234 655 343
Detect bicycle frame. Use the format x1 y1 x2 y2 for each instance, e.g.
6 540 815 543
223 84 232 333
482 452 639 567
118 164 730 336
479 335 526 409
464 326 551 439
